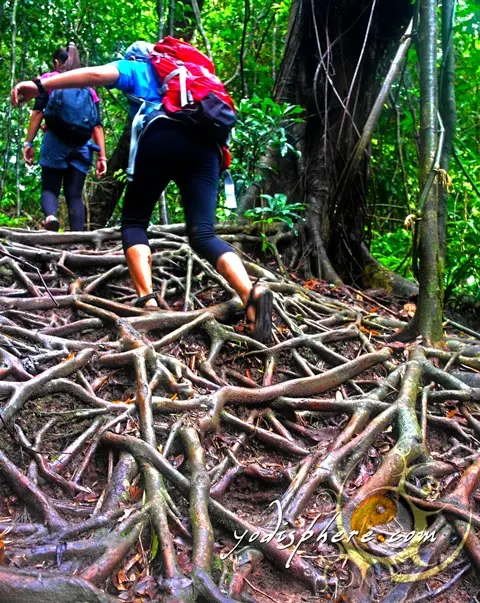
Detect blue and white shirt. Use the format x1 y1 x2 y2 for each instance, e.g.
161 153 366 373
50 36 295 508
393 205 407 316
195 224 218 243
109 60 162 119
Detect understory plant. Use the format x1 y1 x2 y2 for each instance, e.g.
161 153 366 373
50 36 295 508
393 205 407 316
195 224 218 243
229 97 304 198
244 193 305 251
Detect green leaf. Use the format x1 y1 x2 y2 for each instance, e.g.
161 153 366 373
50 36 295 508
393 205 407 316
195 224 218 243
151 533 159 560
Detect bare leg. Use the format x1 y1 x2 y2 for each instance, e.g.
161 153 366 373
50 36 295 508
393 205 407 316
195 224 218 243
125 244 158 307
215 251 265 322
124 246 268 321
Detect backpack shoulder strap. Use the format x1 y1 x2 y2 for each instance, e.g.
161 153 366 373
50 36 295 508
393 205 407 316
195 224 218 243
125 94 164 180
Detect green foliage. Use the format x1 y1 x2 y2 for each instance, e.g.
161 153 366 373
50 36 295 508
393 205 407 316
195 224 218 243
230 97 304 198
0 212 29 228
244 193 305 230
368 0 480 301
150 532 159 561
444 203 480 299
244 193 305 251
113 169 128 184
202 0 291 98
370 229 414 279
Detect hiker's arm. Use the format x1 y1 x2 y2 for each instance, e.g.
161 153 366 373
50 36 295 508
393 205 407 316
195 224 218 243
93 125 107 178
23 110 43 165
11 65 120 106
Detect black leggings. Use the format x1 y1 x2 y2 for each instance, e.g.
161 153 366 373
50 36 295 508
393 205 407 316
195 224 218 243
121 118 231 266
41 166 86 231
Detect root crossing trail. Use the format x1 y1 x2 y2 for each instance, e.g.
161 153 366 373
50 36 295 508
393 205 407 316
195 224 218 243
0 225 479 602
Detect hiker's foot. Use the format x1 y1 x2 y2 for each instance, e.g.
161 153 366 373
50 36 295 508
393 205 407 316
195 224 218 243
44 215 59 232
244 285 273 344
144 299 159 309
134 292 159 309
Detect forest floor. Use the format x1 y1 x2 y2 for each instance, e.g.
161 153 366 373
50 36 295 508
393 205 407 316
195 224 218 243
0 224 480 603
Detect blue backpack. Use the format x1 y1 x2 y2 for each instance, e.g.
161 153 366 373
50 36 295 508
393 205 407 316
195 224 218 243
43 88 97 145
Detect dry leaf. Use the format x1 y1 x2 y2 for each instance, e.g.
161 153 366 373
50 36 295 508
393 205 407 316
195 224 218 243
124 553 142 572
360 325 380 337
129 485 143 502
116 568 130 585
303 279 319 290
403 303 416 317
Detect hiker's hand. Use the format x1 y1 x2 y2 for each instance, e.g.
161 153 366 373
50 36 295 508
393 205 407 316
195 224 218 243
11 81 38 106
23 145 34 166
96 157 107 178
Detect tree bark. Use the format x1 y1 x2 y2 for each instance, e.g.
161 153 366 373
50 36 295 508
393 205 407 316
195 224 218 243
438 0 456 271
243 0 413 285
402 0 444 345
87 118 132 230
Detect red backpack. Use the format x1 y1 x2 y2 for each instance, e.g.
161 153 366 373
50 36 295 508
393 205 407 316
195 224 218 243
149 37 237 169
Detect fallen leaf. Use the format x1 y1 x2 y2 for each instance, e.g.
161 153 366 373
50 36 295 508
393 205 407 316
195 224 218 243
124 552 142 572
117 568 130 585
360 325 381 336
403 303 416 317
129 485 143 502
134 575 158 598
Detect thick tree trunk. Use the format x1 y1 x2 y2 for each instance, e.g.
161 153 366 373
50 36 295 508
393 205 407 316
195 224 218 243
400 0 444 345
246 0 413 284
87 119 132 230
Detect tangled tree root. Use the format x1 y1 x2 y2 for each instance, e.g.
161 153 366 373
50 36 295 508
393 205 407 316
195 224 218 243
0 225 479 602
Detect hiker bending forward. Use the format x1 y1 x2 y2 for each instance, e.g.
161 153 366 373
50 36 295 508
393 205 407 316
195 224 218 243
11 56 273 342
23 43 107 231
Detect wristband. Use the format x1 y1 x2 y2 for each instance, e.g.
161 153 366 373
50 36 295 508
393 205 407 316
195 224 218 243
98 157 107 161
24 142 34 147
32 77 46 94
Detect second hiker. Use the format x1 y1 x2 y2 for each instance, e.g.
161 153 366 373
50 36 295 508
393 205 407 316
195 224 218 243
22 43 107 231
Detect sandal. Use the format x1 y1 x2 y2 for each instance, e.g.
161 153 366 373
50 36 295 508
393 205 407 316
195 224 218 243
134 292 160 308
245 283 273 344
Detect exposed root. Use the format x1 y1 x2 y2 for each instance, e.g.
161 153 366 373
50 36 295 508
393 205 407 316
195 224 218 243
0 226 478 601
